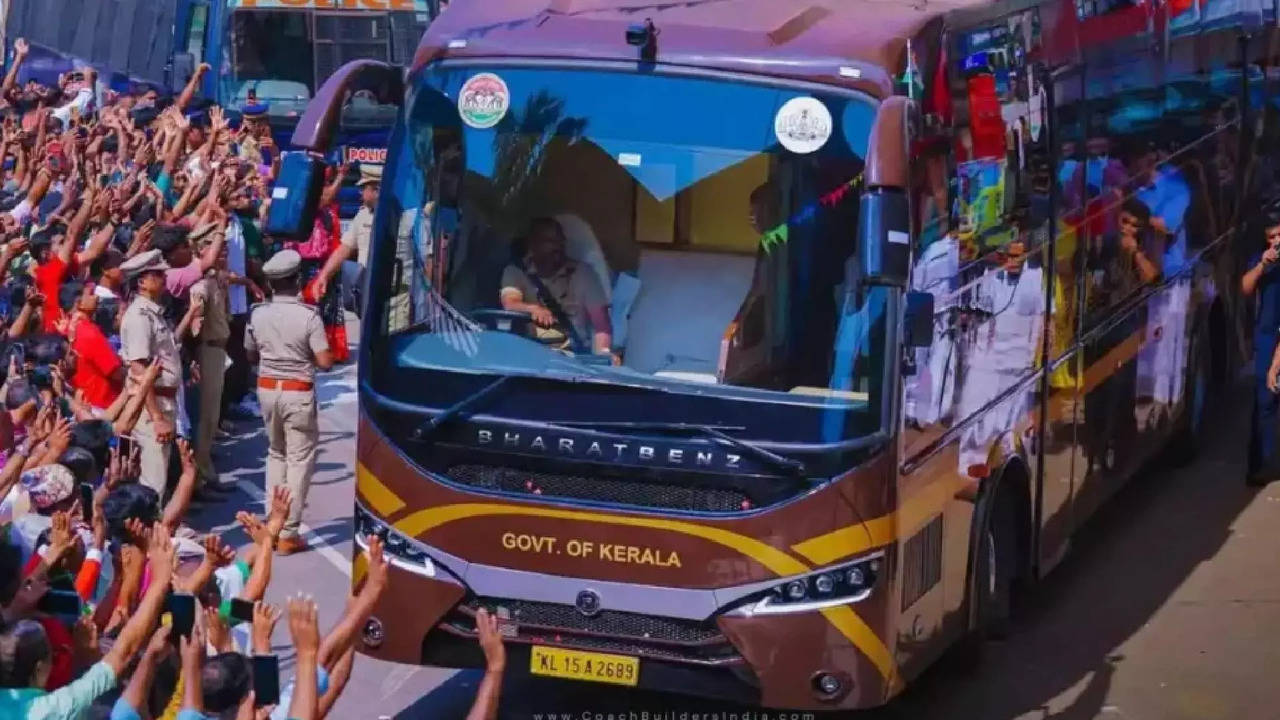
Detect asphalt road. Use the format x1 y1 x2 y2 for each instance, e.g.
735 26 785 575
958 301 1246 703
189 327 1280 720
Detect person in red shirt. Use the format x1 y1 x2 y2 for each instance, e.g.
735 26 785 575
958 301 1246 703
60 282 125 412
30 186 116 333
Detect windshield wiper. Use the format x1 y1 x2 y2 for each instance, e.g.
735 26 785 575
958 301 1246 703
555 421 807 477
411 376 515 443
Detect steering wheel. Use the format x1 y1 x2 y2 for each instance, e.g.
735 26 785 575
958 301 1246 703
469 309 535 335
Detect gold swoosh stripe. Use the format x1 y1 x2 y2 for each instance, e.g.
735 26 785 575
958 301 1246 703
792 513 895 566
392 501 897 682
357 462 407 516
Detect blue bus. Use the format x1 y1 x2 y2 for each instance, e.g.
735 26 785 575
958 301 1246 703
5 0 442 215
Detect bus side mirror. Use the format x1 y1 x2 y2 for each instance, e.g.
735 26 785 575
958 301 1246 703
264 152 326 239
903 291 934 348
858 188 911 287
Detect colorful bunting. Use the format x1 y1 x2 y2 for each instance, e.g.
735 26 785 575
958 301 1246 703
758 172 864 253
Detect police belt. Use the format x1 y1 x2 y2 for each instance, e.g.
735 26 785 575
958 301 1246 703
258 377 314 392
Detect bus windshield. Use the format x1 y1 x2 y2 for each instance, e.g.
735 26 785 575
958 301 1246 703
228 10 317 116
226 8 423 123
372 65 888 444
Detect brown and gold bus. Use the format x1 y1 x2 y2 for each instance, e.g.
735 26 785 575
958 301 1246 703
283 0 1278 710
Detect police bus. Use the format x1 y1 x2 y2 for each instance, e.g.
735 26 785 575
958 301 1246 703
5 0 442 217
282 0 1270 710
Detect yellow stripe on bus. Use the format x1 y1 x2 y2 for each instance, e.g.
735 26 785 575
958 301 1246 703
791 513 895 565
391 501 898 683
357 463 407 516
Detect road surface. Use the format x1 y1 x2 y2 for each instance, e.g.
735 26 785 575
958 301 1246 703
190 331 1280 719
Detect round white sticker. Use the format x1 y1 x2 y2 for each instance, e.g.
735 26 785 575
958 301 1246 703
458 73 510 129
774 96 833 154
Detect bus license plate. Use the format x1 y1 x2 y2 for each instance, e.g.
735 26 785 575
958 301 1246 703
529 646 639 686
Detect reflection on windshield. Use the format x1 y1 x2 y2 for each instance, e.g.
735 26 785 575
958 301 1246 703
370 66 889 441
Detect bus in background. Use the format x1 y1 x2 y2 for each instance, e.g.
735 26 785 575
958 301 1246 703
182 0 441 216
3 0 444 218
282 0 1274 711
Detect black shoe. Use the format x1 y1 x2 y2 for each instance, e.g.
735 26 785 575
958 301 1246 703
192 484 236 503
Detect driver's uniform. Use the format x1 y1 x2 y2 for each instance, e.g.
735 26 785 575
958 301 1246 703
500 259 607 345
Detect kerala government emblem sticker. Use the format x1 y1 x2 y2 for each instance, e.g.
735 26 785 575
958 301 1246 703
458 73 510 129
774 96 833 154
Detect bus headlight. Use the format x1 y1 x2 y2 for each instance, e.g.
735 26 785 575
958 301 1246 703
725 553 882 616
353 503 436 578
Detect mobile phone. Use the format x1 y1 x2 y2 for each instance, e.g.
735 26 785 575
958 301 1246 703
166 592 196 640
79 483 93 522
228 598 255 623
98 173 109 187
252 655 280 707
118 435 134 458
37 589 82 617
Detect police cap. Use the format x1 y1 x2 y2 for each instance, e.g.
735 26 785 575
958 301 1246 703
262 249 302 280
120 249 170 278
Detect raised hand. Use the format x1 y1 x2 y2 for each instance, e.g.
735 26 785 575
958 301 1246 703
147 522 176 583
205 605 233 653
252 601 282 655
236 511 270 546
286 594 320 657
202 533 236 568
124 518 151 551
265 486 292 540
475 607 507 673
145 624 172 659
364 534 389 595
47 510 75 565
14 38 29 59
71 614 102 667
177 437 196 474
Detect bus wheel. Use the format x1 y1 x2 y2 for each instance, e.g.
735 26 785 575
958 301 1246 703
972 489 1016 641
1166 332 1208 467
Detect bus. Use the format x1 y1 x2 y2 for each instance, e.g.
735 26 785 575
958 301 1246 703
283 0 1275 710
4 0 442 217
190 0 440 216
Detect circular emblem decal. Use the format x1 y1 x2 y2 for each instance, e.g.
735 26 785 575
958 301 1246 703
458 73 510 129
575 589 602 617
774 96 833 155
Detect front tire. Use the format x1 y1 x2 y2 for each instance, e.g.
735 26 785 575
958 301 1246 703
963 487 1016 660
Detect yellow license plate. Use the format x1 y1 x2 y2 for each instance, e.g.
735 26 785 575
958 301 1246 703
529 645 639 686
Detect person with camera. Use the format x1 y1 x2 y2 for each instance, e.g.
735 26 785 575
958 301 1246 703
1246 213 1280 485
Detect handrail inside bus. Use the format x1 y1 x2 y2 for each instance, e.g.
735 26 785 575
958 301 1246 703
291 60 405 152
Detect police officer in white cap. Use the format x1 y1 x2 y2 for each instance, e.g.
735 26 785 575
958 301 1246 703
245 249 333 555
119 249 184 496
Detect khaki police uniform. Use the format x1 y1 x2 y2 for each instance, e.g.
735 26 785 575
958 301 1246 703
191 263 231 484
119 250 183 496
246 250 330 539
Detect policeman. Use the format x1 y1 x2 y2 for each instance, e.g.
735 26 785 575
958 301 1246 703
1242 213 1280 485
189 223 233 489
119 249 184 496
245 249 334 554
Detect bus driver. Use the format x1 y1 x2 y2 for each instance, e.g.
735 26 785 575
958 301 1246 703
499 217 613 358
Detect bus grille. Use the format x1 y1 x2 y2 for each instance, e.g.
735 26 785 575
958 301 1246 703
445 597 743 666
445 464 751 513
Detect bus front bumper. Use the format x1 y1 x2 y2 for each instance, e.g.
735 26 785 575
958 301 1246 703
351 532 896 710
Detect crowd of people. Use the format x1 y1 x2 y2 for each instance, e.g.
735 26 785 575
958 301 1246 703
0 39 506 719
